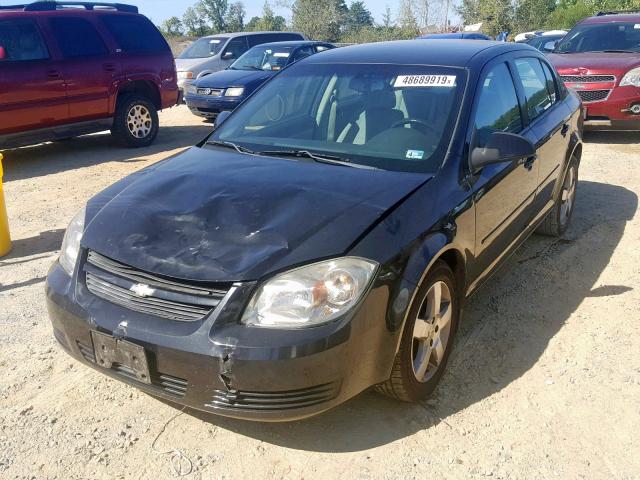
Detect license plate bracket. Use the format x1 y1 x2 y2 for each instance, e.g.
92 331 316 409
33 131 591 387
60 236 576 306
91 331 151 384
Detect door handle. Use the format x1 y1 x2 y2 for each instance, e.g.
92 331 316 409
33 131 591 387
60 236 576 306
46 69 60 78
561 123 569 137
524 155 537 171
103 63 116 72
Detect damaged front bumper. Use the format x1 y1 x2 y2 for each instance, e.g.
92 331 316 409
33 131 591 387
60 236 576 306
45 261 398 421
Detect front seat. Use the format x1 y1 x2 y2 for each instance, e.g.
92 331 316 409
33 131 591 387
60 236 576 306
337 87 404 145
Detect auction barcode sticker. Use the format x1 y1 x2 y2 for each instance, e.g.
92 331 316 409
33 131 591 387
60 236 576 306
394 75 457 88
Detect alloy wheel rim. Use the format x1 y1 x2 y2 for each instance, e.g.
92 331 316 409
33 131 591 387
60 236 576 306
560 166 576 226
411 280 453 383
126 105 152 139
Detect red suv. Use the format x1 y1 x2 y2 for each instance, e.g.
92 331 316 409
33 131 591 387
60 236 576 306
548 11 640 130
0 1 179 149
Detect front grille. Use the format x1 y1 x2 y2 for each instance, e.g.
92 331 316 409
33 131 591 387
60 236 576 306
205 382 340 411
197 88 223 96
77 340 96 363
112 364 189 398
576 90 610 103
561 75 615 83
84 250 229 322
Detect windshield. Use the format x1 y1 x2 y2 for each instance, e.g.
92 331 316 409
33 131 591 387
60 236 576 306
209 63 466 173
555 22 640 53
178 37 227 59
230 45 293 71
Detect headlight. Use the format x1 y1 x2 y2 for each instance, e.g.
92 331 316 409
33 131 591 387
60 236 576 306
225 87 244 97
620 67 640 87
59 207 85 276
185 84 198 95
178 71 194 80
242 257 378 328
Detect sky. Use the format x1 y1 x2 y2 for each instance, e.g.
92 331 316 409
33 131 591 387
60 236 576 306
0 1 460 29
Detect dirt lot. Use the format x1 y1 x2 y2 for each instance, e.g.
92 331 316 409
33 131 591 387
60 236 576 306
1 106 639 480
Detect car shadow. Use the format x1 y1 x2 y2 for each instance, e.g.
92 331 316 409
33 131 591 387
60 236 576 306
583 130 638 145
157 180 637 452
1 124 213 182
0 228 65 262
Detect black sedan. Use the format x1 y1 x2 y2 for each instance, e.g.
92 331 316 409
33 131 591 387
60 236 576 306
46 40 582 421
184 41 334 120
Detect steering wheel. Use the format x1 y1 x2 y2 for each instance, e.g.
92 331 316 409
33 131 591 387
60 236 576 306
391 118 438 136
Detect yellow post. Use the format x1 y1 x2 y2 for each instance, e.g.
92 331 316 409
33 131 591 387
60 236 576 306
0 153 11 257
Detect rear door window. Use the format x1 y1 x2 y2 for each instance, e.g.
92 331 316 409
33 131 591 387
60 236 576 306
474 62 523 148
49 17 107 58
539 59 558 103
514 58 553 123
100 15 169 54
0 19 49 61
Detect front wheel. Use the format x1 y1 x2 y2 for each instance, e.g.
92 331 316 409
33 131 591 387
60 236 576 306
377 260 460 402
536 156 578 236
111 94 159 148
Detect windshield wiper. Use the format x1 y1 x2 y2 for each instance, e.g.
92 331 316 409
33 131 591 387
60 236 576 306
257 149 378 170
207 139 255 155
600 49 636 53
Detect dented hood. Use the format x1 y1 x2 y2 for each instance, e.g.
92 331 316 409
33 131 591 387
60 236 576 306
82 147 429 282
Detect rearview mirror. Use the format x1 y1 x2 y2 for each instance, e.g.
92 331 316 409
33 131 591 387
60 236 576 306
543 40 557 52
222 51 235 60
214 110 231 128
471 131 536 173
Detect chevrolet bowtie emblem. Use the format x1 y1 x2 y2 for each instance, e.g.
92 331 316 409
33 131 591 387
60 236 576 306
130 283 155 297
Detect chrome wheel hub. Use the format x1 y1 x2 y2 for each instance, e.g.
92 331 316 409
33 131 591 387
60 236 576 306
560 166 577 226
126 105 152 139
411 280 453 383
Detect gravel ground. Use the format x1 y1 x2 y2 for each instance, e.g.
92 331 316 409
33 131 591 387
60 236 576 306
1 106 639 480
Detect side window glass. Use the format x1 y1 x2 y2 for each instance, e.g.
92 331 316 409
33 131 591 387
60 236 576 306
50 17 107 58
100 15 169 54
225 37 248 58
514 58 553 122
0 19 49 62
474 62 523 148
540 60 558 104
291 46 313 62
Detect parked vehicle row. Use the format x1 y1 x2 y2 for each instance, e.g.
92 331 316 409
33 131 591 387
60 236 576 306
184 41 334 120
175 31 306 98
47 39 583 421
0 1 179 149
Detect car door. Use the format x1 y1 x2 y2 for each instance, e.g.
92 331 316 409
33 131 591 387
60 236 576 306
45 16 114 122
469 59 540 284
0 17 68 136
513 56 571 214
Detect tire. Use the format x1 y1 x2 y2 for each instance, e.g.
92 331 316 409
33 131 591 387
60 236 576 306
111 94 159 148
536 156 579 237
377 260 460 402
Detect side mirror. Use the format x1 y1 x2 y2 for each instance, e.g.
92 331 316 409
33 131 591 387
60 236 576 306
222 51 235 60
543 40 557 52
214 110 231 128
471 131 536 173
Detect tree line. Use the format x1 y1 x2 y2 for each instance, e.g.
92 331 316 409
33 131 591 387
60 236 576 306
160 0 640 43
459 0 640 37
159 0 448 43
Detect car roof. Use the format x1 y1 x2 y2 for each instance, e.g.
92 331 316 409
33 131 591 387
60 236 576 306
305 40 532 67
581 13 640 24
202 31 305 39
251 40 330 49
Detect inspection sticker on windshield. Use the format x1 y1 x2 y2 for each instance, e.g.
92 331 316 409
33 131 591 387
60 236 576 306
394 75 456 88
406 149 424 160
